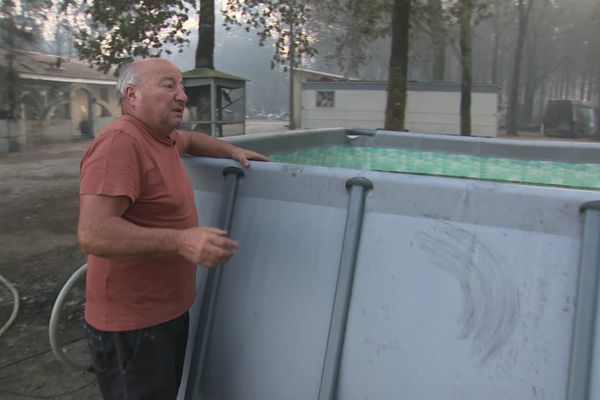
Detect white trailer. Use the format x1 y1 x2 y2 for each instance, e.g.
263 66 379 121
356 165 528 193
301 81 499 137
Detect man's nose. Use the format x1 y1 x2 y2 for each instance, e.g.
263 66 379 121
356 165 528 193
177 86 188 103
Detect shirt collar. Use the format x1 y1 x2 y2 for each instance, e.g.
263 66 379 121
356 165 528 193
122 114 177 146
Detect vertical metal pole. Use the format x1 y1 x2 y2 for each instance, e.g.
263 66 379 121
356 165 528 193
288 22 296 130
318 177 373 400
567 201 600 400
242 84 246 135
210 80 218 137
185 166 245 400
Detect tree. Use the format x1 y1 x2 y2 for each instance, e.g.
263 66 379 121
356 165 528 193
222 0 316 70
306 0 412 130
489 0 512 85
520 0 553 125
457 0 473 135
316 0 392 78
222 0 317 129
0 0 50 118
445 0 490 136
593 2 600 106
506 0 534 136
428 0 445 82
61 0 195 73
385 0 411 131
196 0 215 68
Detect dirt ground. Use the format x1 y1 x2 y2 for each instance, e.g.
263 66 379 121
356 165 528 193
0 139 100 399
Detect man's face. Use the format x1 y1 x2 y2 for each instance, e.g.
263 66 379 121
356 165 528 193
127 59 188 136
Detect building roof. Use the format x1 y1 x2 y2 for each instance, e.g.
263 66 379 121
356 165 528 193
0 48 116 85
302 80 501 94
295 67 359 82
182 67 247 81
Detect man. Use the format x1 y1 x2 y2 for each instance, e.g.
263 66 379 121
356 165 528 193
78 58 268 399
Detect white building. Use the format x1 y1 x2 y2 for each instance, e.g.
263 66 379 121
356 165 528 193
299 80 500 137
0 49 119 153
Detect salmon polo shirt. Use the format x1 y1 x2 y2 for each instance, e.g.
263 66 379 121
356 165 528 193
80 114 199 331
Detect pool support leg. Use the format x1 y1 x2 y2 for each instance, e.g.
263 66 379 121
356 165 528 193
568 201 600 400
184 166 245 400
319 177 373 400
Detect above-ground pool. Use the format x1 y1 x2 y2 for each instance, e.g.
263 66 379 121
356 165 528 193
180 129 600 400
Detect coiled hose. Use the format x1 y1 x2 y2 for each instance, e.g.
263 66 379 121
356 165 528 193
0 273 19 337
48 263 92 372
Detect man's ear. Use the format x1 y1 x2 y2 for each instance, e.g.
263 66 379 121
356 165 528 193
124 85 136 103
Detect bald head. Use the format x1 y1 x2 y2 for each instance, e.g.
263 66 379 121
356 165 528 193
117 58 188 137
117 59 180 104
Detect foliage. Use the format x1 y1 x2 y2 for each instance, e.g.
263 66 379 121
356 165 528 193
446 0 491 25
0 0 51 118
314 0 392 75
60 0 195 73
0 0 50 50
221 0 316 70
314 0 490 79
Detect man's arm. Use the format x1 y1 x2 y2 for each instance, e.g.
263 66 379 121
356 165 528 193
77 194 238 267
179 131 269 167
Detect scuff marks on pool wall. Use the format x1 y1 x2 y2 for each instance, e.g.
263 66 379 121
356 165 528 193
416 222 520 363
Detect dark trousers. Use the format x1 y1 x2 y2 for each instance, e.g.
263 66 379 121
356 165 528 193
84 312 189 400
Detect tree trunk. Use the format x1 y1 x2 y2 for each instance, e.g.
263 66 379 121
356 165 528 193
429 0 445 82
538 81 546 122
557 71 565 98
490 0 505 85
580 70 588 101
491 20 500 85
565 69 573 99
506 0 533 136
459 1 473 136
522 22 539 125
195 0 215 69
384 0 411 131
588 70 594 102
588 71 596 102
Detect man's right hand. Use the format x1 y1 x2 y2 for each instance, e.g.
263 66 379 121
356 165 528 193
79 194 238 264
176 226 239 267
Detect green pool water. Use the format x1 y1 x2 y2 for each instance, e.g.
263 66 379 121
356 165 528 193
270 146 600 190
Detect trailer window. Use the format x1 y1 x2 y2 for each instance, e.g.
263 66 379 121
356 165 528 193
316 91 335 108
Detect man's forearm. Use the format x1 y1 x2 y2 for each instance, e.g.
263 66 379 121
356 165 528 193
182 130 238 158
78 214 239 267
180 130 269 167
78 216 180 260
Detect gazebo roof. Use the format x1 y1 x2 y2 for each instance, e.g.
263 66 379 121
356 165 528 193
182 68 247 81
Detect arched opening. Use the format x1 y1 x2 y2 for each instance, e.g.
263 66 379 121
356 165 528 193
70 84 95 137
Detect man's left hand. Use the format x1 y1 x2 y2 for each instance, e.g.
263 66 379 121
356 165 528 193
231 148 270 168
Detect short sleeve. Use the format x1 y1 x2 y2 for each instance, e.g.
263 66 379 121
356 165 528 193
172 130 190 156
80 131 144 203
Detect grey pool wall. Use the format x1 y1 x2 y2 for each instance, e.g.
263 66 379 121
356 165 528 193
180 129 600 400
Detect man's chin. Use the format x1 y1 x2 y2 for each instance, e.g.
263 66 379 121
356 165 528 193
169 116 184 129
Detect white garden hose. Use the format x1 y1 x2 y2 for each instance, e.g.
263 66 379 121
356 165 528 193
49 263 92 372
0 273 19 337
